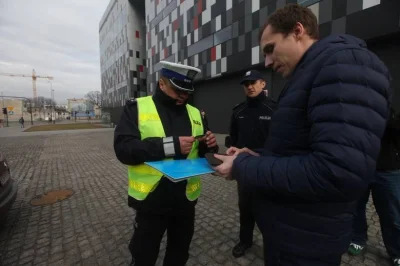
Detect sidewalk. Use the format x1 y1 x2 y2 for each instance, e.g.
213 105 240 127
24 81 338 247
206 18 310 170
0 124 114 138
0 131 391 266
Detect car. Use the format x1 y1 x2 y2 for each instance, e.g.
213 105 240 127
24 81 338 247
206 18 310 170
0 152 17 226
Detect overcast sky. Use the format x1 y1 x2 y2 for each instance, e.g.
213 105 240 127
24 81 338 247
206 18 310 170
0 0 110 104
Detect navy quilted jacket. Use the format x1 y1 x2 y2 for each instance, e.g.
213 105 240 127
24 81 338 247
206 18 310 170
233 35 392 258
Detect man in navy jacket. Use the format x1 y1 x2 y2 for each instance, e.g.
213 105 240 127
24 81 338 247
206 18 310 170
214 4 392 266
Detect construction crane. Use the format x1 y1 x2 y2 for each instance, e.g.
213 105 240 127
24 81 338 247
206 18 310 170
0 69 54 99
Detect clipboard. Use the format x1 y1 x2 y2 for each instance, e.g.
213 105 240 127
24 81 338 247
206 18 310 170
145 158 215 182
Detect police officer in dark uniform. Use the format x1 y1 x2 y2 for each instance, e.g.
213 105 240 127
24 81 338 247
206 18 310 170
114 61 218 266
227 70 277 258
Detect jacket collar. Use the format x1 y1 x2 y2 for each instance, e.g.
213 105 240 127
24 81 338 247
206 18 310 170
152 85 187 110
246 91 265 107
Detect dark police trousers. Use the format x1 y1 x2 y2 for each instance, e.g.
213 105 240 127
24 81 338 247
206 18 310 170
238 183 255 245
352 170 400 258
129 207 195 266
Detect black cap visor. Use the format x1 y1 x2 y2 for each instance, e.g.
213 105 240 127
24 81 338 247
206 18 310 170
240 77 259 85
169 77 195 92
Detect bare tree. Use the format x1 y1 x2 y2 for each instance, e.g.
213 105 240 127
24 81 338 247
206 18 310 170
54 106 67 115
25 97 55 114
85 91 103 109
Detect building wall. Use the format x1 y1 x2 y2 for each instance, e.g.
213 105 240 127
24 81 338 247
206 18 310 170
367 33 400 113
99 0 147 109
67 98 88 112
145 0 399 90
1 99 24 122
193 67 287 133
145 0 400 133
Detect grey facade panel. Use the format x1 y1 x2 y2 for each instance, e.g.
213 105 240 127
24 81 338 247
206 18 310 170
245 14 252 33
346 0 363 15
163 0 177 18
238 35 245 52
187 35 214 57
259 6 269 28
331 16 347 35
214 25 232 46
232 21 239 38
150 11 163 29
319 0 332 24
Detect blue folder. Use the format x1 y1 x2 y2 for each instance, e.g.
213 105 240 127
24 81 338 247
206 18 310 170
145 158 215 182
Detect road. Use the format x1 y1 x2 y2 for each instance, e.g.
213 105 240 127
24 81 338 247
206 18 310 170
0 130 392 265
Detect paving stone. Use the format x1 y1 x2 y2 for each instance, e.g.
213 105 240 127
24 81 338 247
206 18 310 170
48 259 64 266
32 254 49 265
34 262 48 266
20 249 35 259
81 249 94 260
50 245 63 255
2 256 18 266
49 252 65 263
0 132 393 266
364 258 377 266
18 255 34 265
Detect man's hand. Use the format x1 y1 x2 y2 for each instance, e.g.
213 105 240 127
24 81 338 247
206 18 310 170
179 136 195 154
226 147 260 156
199 131 217 148
213 154 236 180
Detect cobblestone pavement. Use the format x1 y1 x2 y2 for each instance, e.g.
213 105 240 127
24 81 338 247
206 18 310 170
0 131 393 266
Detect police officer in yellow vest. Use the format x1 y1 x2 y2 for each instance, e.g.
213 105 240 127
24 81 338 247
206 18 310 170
114 61 218 266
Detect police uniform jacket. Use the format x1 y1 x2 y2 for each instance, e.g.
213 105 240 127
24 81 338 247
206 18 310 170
229 92 277 150
114 86 218 213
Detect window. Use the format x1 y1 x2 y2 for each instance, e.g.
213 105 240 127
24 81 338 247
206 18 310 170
297 0 321 7
136 51 140 58
136 30 140 38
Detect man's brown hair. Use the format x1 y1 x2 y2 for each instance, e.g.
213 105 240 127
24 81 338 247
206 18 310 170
259 3 319 41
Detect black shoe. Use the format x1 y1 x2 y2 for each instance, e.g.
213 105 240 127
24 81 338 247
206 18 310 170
232 242 252 258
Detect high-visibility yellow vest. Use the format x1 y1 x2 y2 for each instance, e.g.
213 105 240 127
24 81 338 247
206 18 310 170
128 96 203 201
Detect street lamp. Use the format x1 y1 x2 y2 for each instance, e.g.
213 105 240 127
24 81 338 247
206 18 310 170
52 89 55 124
48 81 55 124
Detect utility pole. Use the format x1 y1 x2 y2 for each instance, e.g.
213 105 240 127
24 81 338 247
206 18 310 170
52 89 55 124
48 80 56 124
5 110 9 127
1 92 8 127
29 100 33 125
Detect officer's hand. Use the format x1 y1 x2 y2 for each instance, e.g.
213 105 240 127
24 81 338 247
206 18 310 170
179 136 195 155
213 154 236 180
201 131 217 148
226 146 239 155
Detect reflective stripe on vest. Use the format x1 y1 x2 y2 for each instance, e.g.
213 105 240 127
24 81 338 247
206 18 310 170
128 96 203 201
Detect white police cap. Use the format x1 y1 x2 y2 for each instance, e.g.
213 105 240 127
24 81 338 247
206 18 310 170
159 61 201 92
